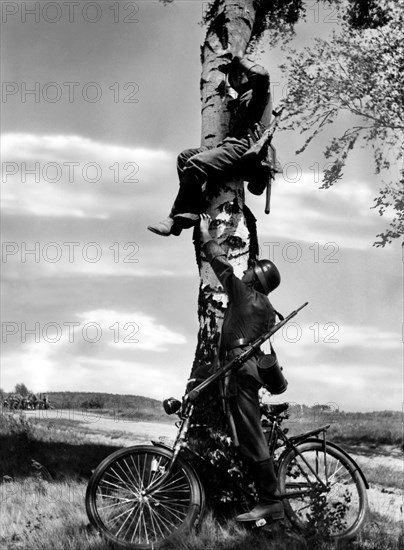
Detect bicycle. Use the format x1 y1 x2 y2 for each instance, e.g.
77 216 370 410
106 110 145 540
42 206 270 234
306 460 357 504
85 303 368 548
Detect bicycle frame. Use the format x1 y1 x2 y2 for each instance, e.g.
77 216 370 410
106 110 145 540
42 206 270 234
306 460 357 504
143 402 194 495
266 413 368 500
266 415 332 498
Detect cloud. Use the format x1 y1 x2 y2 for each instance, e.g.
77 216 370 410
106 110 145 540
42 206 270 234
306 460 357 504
1 345 184 399
2 341 57 392
1 244 197 278
2 133 389 253
75 357 182 398
1 133 174 219
267 320 402 412
1 309 188 397
247 172 393 250
325 325 401 350
272 323 401 357
1 134 401 411
1 132 202 278
3 314 400 410
76 308 186 351
283 360 403 412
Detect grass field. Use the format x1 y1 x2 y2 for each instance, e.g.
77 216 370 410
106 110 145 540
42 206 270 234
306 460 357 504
1 404 403 550
273 405 403 448
2 480 403 550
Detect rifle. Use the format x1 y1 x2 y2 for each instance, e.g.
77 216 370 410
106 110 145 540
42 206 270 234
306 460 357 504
186 301 308 404
241 108 284 214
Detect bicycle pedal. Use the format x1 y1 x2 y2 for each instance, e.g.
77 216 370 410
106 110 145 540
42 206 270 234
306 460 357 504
254 518 267 528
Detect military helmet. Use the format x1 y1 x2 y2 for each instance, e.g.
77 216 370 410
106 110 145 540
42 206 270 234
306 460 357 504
254 260 281 294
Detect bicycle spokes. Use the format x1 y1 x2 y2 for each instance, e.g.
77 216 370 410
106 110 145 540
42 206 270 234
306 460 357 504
280 443 366 539
92 449 195 545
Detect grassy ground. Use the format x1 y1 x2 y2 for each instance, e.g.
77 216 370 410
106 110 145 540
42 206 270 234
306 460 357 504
2 489 403 550
282 408 403 448
1 411 403 550
0 413 122 481
362 461 402 489
281 408 404 492
165 511 404 550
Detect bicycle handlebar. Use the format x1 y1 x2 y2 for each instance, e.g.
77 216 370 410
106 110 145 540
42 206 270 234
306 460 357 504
186 301 308 404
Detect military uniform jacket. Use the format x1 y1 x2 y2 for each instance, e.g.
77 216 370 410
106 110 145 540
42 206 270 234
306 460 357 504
228 59 272 140
203 240 276 384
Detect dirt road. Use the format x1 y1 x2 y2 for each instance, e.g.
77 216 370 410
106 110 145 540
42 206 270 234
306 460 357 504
25 408 176 437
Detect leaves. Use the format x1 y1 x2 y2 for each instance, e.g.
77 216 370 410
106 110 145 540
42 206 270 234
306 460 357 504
280 0 404 244
187 420 257 513
372 175 404 246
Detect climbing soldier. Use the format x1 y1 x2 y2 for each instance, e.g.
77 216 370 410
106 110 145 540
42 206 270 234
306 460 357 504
148 53 275 237
199 213 285 523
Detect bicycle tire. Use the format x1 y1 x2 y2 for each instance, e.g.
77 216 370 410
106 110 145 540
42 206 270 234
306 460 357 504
277 440 368 541
86 445 203 549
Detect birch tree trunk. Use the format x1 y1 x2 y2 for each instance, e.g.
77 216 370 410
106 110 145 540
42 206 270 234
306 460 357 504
187 0 261 510
191 0 259 382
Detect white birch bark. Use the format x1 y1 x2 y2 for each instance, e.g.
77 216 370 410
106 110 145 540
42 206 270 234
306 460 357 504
192 0 258 373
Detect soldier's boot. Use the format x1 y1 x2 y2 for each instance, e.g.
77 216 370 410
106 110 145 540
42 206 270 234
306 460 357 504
147 216 182 237
172 169 206 224
236 458 284 522
148 171 205 236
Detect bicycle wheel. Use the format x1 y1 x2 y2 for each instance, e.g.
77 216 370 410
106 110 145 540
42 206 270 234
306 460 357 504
278 440 368 541
86 445 203 549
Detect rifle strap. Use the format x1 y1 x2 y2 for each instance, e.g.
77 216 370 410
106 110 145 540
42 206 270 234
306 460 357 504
274 309 284 321
268 309 284 355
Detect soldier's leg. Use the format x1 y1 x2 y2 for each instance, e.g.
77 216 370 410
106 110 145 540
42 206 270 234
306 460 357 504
230 375 284 522
148 139 249 236
170 147 211 216
177 147 210 179
169 138 250 224
147 147 210 237
184 137 250 184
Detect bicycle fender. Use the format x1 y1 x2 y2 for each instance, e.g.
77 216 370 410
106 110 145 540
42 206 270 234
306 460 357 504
277 438 369 490
323 440 369 489
151 440 174 452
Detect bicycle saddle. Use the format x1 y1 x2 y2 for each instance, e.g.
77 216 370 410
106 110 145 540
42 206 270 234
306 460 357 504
262 402 289 416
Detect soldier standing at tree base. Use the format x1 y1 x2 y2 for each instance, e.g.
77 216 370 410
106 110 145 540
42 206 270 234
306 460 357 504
199 213 284 523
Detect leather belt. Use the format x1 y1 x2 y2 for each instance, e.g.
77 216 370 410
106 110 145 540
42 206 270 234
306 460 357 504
227 338 250 350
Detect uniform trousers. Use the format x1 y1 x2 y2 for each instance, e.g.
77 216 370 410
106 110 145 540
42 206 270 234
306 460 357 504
170 137 250 216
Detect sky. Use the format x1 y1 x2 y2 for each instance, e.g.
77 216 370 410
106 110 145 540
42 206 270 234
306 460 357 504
1 0 402 412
